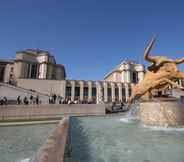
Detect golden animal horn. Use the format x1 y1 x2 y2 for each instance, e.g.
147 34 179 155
174 57 184 64
144 37 156 63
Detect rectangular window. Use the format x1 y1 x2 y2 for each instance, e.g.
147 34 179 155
84 87 88 97
115 88 119 97
122 88 125 97
66 87 71 97
30 64 38 79
75 87 80 97
129 88 132 96
0 66 5 82
132 72 138 83
108 88 111 97
92 87 96 97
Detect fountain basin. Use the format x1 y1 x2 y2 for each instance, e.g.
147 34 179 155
1 115 184 162
0 123 57 162
64 116 184 162
140 99 184 127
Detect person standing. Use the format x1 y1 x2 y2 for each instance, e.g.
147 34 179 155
36 95 39 105
3 97 8 105
53 94 57 104
17 96 21 105
24 97 29 105
30 95 33 104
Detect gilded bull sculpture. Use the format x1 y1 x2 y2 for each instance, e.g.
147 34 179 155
128 38 184 105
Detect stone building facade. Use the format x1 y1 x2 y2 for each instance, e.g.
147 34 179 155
0 51 146 103
0 59 14 84
3 51 184 103
14 60 145 103
0 49 66 84
104 60 145 83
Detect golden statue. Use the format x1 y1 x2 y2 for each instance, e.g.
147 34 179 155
128 38 184 105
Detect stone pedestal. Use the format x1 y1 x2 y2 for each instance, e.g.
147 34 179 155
139 99 184 127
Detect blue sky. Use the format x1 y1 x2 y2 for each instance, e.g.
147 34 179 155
0 0 184 80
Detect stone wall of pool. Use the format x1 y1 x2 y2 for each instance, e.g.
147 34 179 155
0 104 105 121
32 117 69 162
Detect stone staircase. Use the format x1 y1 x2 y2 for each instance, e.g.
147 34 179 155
0 82 49 104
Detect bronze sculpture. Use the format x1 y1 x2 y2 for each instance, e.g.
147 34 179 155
128 38 184 105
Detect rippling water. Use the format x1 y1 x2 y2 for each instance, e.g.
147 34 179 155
19 158 30 162
0 124 56 162
65 116 184 162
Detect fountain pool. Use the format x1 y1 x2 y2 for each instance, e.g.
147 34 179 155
1 115 184 162
65 116 184 162
0 123 56 162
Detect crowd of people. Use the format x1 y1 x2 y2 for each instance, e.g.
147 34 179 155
17 95 40 105
49 94 95 105
0 94 96 106
0 95 40 106
1 94 126 106
0 97 8 105
62 98 95 104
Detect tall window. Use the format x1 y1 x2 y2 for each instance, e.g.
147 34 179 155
92 87 96 97
31 64 38 79
84 87 88 97
122 88 125 96
75 87 80 100
27 63 38 79
132 71 138 83
115 88 119 100
84 87 88 101
129 88 132 96
0 66 5 82
66 87 71 98
122 88 126 101
108 88 111 97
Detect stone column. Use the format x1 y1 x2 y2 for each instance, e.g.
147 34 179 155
60 80 66 99
121 71 126 83
14 62 24 78
125 83 129 102
179 79 182 86
103 82 108 102
117 83 122 102
87 81 92 102
79 81 84 101
96 81 102 104
138 71 144 82
39 63 47 79
126 70 131 83
71 81 75 102
111 82 115 102
3 65 9 83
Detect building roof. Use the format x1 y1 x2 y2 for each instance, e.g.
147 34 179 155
16 49 50 56
0 59 14 64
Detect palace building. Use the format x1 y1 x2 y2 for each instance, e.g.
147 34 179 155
0 49 66 84
0 49 146 103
